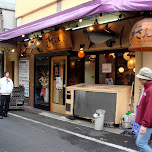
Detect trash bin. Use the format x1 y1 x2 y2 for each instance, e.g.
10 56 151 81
93 109 105 130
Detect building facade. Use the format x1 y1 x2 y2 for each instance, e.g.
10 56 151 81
0 0 152 124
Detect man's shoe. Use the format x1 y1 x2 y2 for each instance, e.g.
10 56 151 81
0 116 3 119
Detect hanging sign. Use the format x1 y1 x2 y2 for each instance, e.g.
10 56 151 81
43 29 73 51
19 58 29 97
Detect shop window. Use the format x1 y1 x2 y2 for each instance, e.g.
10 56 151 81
117 53 135 86
85 55 96 84
68 56 84 86
99 53 115 85
99 52 135 86
35 57 49 106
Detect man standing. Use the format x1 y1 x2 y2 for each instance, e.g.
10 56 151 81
0 71 13 119
136 67 152 152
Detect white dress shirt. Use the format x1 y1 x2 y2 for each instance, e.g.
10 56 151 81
0 77 13 95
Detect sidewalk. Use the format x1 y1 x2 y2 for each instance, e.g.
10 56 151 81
23 106 127 135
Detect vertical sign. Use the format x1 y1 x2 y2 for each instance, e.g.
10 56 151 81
19 58 29 97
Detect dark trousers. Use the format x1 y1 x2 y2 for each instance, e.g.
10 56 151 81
0 95 10 116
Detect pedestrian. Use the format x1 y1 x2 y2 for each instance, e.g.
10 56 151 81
0 71 13 119
136 67 152 152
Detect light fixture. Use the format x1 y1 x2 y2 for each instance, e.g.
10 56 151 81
123 52 130 60
80 44 85 51
127 57 135 69
21 54 24 57
22 35 25 38
119 67 124 73
79 18 83 22
119 14 122 19
109 53 115 59
11 49 15 53
89 26 94 31
133 68 135 72
24 39 29 42
99 13 103 18
72 19 118 31
94 19 98 25
78 51 85 58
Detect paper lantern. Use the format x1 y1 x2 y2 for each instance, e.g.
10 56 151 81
119 67 124 73
129 18 152 51
127 58 135 69
123 52 130 60
78 51 85 58
109 53 115 59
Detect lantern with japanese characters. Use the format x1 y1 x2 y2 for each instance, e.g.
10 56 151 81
129 18 152 51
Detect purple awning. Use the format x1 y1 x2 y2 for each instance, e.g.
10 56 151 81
0 0 152 41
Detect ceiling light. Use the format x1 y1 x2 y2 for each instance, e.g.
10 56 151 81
24 39 29 42
79 18 83 22
99 13 103 18
22 35 25 38
80 44 85 50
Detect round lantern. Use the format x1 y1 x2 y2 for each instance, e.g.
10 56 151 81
109 53 115 59
78 51 85 58
119 67 125 73
127 58 135 69
129 18 152 52
133 68 135 72
123 52 130 60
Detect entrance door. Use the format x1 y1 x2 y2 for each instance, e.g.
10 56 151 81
50 56 67 114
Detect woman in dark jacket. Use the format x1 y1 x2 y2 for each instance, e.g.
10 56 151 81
136 67 152 152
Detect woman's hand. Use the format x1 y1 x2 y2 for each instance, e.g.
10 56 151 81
140 126 147 134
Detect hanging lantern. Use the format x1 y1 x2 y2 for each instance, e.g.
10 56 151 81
119 67 125 73
133 68 135 72
129 18 152 52
123 52 130 60
109 53 115 59
127 58 135 69
78 51 85 58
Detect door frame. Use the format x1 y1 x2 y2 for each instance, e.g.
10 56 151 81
50 56 67 114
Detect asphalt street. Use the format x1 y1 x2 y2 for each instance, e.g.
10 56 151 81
0 110 139 152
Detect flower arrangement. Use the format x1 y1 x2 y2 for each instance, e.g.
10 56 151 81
39 70 49 97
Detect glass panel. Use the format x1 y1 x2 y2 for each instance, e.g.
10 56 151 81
68 57 83 86
85 55 95 84
52 59 65 105
117 53 135 86
99 53 115 85
35 57 49 106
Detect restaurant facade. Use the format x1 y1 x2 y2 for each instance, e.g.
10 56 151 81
0 0 152 124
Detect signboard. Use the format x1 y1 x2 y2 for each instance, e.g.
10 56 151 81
102 63 112 73
19 58 29 97
43 28 73 51
56 77 63 91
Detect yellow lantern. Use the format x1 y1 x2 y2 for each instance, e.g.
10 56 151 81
127 58 135 69
119 67 124 73
123 52 130 61
133 68 135 72
109 53 115 59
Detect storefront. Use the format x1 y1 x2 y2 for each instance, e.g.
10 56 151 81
0 0 152 123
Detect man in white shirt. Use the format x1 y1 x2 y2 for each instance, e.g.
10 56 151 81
0 71 13 119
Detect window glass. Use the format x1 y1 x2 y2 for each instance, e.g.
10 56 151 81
35 57 49 106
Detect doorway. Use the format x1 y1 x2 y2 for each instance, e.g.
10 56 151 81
50 56 67 114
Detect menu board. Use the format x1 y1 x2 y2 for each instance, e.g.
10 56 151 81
19 58 29 97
